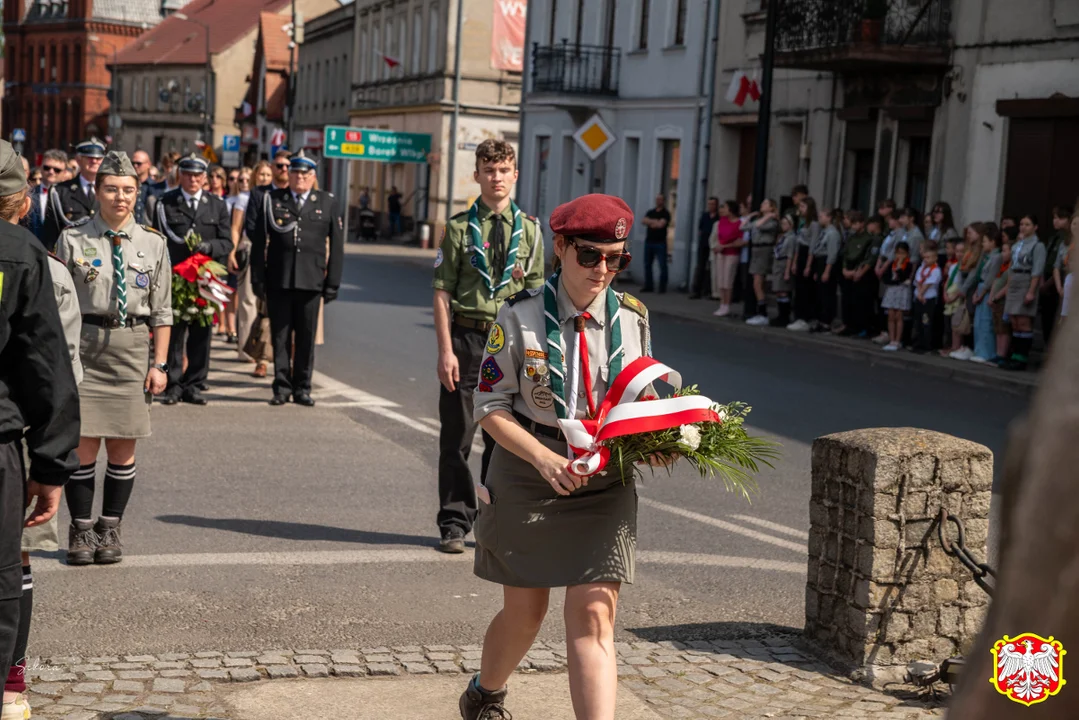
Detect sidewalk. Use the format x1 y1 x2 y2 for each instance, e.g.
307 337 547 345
345 243 1040 398
24 636 947 719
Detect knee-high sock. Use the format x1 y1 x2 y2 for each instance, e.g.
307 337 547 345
65 463 96 521
4 567 31 694
1011 331 1034 362
102 462 136 519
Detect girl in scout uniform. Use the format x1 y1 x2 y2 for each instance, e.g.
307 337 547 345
460 194 656 720
769 214 796 327
1002 214 1047 370
55 151 173 565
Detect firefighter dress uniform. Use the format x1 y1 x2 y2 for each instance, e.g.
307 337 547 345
40 136 106 252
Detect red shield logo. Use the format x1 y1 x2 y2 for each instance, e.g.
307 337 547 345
614 217 627 240
991 633 1066 706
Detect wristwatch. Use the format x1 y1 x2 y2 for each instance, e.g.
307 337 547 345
152 363 169 373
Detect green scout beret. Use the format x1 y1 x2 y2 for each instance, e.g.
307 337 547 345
0 140 27 197
98 151 138 178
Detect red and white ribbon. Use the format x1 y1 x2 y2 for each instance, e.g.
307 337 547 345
558 357 722 477
197 270 234 313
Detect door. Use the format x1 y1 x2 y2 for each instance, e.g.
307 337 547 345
736 126 757 204
1002 118 1079 231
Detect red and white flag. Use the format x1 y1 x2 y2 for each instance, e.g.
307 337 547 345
726 71 761 107
374 49 401 69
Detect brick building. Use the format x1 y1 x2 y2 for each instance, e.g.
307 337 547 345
2 0 167 159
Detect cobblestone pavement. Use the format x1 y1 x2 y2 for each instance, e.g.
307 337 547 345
22 636 948 719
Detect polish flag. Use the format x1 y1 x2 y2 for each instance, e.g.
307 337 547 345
374 49 401 69
725 71 761 107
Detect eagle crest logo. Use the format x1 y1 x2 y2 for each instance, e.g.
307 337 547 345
991 633 1066 706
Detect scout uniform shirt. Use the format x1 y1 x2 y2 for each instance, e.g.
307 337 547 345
433 201 544 322
47 254 84 385
842 231 879 271
55 215 174 327
474 283 650 426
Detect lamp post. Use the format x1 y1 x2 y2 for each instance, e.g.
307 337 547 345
172 12 214 151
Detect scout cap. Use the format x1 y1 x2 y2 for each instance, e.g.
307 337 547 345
97 151 138 179
0 141 27 196
75 137 107 158
177 153 208 174
549 194 634 243
289 149 318 172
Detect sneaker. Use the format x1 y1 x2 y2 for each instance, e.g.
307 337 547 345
439 527 466 554
882 343 899 352
787 320 810 332
949 347 974 361
713 304 730 317
872 331 891 345
1 693 30 720
969 355 989 364
459 674 511 720
66 519 99 566
745 314 769 326
93 517 123 564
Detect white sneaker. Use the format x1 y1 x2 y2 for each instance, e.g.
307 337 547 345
1 694 30 720
882 343 898 352
787 320 810 332
712 306 726 317
969 355 989 364
745 315 769 326
872 331 890 345
949 347 973 361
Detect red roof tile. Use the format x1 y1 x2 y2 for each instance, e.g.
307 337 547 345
259 12 292 72
113 0 290 66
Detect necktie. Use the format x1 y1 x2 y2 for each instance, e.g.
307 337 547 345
490 215 506 281
575 313 597 418
296 193 305 209
87 183 95 203
106 230 128 325
189 196 197 211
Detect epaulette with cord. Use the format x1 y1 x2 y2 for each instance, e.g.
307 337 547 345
506 287 541 306
619 291 648 318
141 224 166 238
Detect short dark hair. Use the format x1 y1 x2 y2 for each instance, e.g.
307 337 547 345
1021 213 1039 227
895 241 910 254
922 240 940 257
475 139 516 170
982 222 1002 247
273 149 292 161
847 209 866 224
708 196 719 204
723 200 740 216
878 198 897 212
1053 205 1073 220
1003 225 1020 241
866 215 883 231
791 184 808 197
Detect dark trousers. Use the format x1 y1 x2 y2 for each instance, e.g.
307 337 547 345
740 261 757 317
691 239 711 297
267 287 321 397
813 256 836 326
642 243 668 292
793 246 815 322
0 440 25 687
167 321 212 396
912 296 938 352
842 273 877 334
1041 284 1060 347
438 325 496 535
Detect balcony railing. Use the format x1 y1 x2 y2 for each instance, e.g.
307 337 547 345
531 42 620 97
773 0 952 71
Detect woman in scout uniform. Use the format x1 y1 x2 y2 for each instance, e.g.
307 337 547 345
55 151 173 565
1002 214 1047 370
460 194 653 720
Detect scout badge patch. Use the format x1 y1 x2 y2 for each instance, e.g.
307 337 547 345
485 323 505 355
511 263 524 280
480 357 504 384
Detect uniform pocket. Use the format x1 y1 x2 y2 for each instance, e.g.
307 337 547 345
473 486 499 552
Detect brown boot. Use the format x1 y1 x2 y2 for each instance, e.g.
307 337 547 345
93 517 123 564
459 674 510 719
66 519 99 566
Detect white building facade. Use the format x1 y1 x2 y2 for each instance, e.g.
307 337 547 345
516 0 715 288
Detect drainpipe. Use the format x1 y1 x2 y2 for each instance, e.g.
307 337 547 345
683 0 722 288
445 0 465 223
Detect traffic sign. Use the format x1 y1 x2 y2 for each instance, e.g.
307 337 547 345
222 135 240 152
573 114 615 161
323 126 431 164
12 129 26 142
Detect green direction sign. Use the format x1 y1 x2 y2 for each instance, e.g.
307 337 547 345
323 125 431 163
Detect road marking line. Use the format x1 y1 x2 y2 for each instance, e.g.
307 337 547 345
639 551 804 574
728 514 809 540
417 417 441 429
311 370 399 407
639 497 806 553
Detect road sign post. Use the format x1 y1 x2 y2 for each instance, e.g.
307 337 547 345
221 135 241 168
323 126 431 164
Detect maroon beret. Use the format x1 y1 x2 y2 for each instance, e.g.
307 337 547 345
549 193 633 243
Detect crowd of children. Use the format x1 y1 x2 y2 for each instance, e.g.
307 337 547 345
706 186 1076 371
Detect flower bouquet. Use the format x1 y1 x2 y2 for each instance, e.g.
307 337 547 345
172 231 233 328
558 358 778 502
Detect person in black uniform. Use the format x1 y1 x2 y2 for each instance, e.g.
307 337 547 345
152 153 233 405
249 150 344 407
242 149 291 245
40 136 105 252
0 140 80 696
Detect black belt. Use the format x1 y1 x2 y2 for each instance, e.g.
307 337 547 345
453 316 493 333
514 410 565 442
1011 270 1031 275
83 315 150 329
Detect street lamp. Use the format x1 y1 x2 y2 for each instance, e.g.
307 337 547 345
172 12 214 151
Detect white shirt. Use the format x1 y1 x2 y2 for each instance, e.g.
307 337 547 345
39 184 50 215
293 190 310 208
181 189 202 209
915 263 942 300
79 175 95 199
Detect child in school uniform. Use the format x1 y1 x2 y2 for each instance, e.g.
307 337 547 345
939 238 962 355
880 241 914 351
989 238 1013 364
770 214 797 327
911 240 942 353
873 214 903 344
970 223 1003 363
1054 211 1075 325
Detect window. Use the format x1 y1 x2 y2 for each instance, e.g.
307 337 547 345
398 13 407 73
658 138 680 240
638 0 650 49
72 44 81 82
674 0 687 45
157 79 164 110
427 5 439 72
60 45 68 83
323 62 330 106
49 45 56 81
142 78 149 110
359 27 368 84
412 10 422 73
38 46 45 81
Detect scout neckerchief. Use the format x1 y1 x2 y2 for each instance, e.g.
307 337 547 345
469 199 522 298
105 230 128 324
544 270 623 421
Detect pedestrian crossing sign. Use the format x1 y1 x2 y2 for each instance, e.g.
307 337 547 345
573 114 615 161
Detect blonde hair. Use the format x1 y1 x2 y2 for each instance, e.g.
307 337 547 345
0 188 28 224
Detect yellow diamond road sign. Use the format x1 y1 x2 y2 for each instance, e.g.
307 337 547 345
573 114 615 161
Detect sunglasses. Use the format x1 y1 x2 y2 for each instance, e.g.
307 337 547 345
274 163 290 170
566 238 631 273
43 165 64 173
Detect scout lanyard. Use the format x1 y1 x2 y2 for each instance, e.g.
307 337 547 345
544 270 623 421
469 199 522 298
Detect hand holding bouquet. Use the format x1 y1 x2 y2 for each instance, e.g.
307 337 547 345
172 231 233 327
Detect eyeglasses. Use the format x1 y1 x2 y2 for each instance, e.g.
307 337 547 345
42 165 64 174
274 163 290 170
566 238 631 273
132 160 146 167
100 186 138 199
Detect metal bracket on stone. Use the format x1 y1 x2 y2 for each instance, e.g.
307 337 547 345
937 507 996 597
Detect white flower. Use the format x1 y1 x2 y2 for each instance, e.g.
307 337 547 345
678 424 702 451
203 307 216 315
184 306 197 315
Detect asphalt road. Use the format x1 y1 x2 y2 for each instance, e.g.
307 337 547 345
29 248 1029 658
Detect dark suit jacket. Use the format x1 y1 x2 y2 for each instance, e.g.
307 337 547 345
249 187 344 293
41 178 97 252
151 189 233 266
25 186 48 239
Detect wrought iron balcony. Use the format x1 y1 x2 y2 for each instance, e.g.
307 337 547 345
773 0 952 72
530 42 620 97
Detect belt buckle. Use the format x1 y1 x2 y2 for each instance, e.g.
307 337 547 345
108 317 121 329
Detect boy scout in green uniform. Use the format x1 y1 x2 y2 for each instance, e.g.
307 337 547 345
838 211 881 337
432 139 543 553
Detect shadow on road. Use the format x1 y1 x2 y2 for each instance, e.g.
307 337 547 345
155 514 460 549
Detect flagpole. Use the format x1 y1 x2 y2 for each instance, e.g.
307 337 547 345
445 0 464 224
286 0 297 153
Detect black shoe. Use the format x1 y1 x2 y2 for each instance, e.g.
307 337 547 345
1002 359 1028 372
182 390 208 405
459 674 510 720
439 528 466 554
159 391 181 406
227 334 238 344
269 394 290 406
93 517 123 564
66 519 99 566
293 391 315 407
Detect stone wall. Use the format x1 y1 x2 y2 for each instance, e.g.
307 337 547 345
805 428 993 684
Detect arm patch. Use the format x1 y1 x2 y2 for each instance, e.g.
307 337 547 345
506 287 541 306
620 292 648 318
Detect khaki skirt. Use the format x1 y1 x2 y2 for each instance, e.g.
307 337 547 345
750 244 774 276
474 438 638 588
1004 272 1037 317
79 324 153 439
